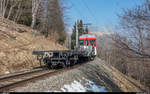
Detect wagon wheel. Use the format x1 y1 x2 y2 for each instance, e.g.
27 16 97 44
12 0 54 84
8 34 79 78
46 62 52 69
74 60 77 64
89 56 94 61
90 57 94 61
40 59 47 69
50 64 56 69
69 60 74 66
66 58 71 67
50 65 54 69
62 62 66 68
73 55 78 65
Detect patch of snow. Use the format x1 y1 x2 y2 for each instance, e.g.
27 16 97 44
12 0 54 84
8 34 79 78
84 77 107 92
61 80 86 92
86 83 107 92
60 77 107 92
61 88 66 92
47 90 61 92
5 71 10 74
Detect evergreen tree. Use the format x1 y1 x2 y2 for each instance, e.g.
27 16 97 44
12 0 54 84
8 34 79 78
78 20 84 36
71 19 89 49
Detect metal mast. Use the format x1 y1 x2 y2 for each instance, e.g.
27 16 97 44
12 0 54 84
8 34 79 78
76 19 78 50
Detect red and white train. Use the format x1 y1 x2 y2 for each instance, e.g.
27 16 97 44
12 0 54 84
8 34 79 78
78 34 97 60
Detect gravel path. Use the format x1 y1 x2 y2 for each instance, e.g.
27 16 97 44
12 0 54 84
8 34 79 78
12 58 146 92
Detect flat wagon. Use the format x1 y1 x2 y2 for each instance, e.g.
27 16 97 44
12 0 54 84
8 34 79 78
32 34 97 68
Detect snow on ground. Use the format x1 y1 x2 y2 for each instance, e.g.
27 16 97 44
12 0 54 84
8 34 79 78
83 77 107 92
49 77 107 92
61 80 86 92
5 71 10 74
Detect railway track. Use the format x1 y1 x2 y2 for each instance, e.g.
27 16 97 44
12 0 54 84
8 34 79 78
0 68 52 92
0 60 89 92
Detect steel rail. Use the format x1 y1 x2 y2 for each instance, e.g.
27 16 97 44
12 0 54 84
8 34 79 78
0 59 89 92
0 68 47 81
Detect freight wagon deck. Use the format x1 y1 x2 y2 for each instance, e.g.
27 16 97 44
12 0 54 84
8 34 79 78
32 49 94 68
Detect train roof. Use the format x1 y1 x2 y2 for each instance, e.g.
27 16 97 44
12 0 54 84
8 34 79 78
79 34 96 39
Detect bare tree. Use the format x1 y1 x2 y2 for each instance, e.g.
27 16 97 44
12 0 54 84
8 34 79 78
7 0 19 19
110 0 150 88
37 0 66 44
31 0 41 29
0 0 67 44
117 1 150 58
0 0 9 18
14 0 22 22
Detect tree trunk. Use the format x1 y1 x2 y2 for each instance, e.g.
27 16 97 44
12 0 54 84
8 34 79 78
0 0 9 18
0 0 4 17
14 1 22 22
31 13 36 29
7 1 17 20
31 0 41 29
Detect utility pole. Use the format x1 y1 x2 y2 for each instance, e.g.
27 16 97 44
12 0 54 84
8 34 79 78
76 19 78 50
69 35 71 50
68 34 71 50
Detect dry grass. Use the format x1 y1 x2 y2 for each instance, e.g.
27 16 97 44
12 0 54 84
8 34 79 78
0 18 67 75
95 59 147 92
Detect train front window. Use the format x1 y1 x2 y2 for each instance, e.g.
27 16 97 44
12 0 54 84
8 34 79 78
79 40 84 46
90 39 96 46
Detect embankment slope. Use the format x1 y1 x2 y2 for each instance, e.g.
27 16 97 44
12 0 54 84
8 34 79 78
0 18 67 75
